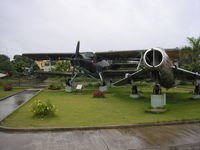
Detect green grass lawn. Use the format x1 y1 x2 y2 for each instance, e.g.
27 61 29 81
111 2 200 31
0 87 26 99
176 84 194 88
1 86 200 128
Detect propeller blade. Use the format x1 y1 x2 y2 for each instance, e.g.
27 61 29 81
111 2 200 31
75 41 80 57
71 41 80 77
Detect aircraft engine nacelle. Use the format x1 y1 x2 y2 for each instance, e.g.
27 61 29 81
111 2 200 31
143 48 169 70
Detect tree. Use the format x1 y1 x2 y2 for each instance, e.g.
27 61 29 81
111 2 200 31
180 46 192 65
187 36 200 63
0 54 12 73
13 55 33 67
30 63 40 74
52 61 72 72
13 61 26 86
181 63 200 73
180 36 200 73
13 61 26 73
12 55 41 76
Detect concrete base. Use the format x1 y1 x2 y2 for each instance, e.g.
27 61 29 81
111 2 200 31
129 94 140 98
146 108 167 113
99 86 108 92
65 86 73 92
151 94 166 108
192 95 200 99
110 84 115 88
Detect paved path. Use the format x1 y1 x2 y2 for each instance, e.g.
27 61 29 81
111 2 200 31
1 123 200 150
0 90 40 121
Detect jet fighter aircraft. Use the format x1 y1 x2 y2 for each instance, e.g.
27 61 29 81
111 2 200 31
113 47 200 94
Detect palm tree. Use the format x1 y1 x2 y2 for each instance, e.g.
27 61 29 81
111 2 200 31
187 36 200 63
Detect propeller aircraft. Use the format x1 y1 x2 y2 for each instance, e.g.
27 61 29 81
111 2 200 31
23 41 142 86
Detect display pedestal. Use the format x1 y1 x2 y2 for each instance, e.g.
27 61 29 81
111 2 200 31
65 86 73 92
129 94 140 98
192 95 200 99
99 86 108 92
151 94 166 108
110 84 115 88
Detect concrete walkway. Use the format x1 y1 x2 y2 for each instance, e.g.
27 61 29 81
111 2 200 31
1 123 200 150
0 90 40 121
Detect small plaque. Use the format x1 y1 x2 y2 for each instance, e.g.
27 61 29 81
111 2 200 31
76 84 83 90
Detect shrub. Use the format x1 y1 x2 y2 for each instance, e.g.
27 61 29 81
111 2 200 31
48 83 61 90
3 84 13 91
31 100 57 117
93 90 105 98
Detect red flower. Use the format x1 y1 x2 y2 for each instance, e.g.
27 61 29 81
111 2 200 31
4 84 13 91
93 90 105 98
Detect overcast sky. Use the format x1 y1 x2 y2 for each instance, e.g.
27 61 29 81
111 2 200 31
0 0 200 59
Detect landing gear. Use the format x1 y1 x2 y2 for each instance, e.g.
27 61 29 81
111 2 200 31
153 84 162 95
66 79 72 86
131 84 138 94
102 80 106 86
65 73 77 93
194 83 200 95
130 81 139 98
193 82 200 99
65 79 73 92
98 72 112 91
99 83 108 92
99 80 108 92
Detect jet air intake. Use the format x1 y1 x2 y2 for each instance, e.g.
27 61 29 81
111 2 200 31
143 48 164 69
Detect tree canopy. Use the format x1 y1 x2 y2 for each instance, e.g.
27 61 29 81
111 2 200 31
52 61 72 72
0 54 12 73
181 36 200 72
0 54 39 76
187 36 200 63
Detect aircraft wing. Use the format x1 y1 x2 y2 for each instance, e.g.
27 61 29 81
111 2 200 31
0 73 7 78
172 66 200 80
35 71 73 76
22 53 74 60
95 48 179 60
108 63 138 70
102 70 137 77
113 69 148 86
23 48 180 61
95 50 145 61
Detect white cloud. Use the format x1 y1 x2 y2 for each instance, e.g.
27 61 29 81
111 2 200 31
0 0 200 59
